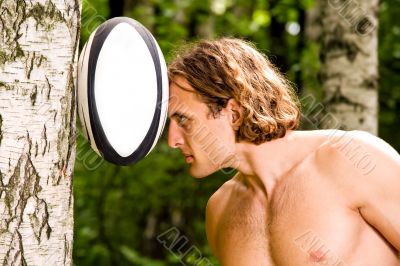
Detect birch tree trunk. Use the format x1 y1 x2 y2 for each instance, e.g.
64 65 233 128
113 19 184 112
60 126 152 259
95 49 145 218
0 0 81 264
319 0 379 134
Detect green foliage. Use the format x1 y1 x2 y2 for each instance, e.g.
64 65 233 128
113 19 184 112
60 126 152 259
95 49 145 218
74 0 400 265
378 0 400 150
80 0 109 49
74 130 228 265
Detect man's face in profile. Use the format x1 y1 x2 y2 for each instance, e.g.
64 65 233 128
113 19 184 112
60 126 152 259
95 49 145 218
167 76 238 178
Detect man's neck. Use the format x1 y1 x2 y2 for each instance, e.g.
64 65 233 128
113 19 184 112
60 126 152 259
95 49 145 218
232 130 310 196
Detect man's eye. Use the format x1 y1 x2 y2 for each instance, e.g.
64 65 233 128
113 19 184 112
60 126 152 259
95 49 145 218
177 115 188 127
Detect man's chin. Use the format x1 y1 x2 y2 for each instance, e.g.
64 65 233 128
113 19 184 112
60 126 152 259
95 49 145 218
188 164 217 179
188 169 208 179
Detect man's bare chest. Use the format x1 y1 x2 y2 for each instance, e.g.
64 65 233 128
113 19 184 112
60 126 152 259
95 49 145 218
217 166 398 265
267 170 356 265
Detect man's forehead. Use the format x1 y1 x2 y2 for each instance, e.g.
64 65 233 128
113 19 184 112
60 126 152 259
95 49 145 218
170 76 194 91
167 94 188 118
169 83 192 103
167 92 201 119
167 77 205 119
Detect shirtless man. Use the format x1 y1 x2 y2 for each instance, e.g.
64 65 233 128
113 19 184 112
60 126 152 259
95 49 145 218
166 38 400 265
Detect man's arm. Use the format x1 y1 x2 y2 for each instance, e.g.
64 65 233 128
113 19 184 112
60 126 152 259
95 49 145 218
321 130 400 251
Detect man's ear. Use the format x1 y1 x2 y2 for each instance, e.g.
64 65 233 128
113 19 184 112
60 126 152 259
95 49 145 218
226 98 243 130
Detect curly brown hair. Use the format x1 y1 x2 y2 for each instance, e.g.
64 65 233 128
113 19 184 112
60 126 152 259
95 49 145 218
168 38 301 145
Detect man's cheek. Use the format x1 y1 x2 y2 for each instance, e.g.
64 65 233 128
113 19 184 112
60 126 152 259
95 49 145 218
191 127 215 149
185 123 195 135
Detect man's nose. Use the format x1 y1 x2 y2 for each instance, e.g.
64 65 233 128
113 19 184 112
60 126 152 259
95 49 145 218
168 120 184 148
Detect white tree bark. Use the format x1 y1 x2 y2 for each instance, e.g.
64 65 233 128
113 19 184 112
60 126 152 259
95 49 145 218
0 0 81 265
320 0 379 134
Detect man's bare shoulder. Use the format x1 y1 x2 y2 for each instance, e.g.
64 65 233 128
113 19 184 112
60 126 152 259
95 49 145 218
207 174 239 210
312 130 400 204
206 172 259 256
314 129 400 175
313 131 400 251
205 173 272 264
205 174 240 254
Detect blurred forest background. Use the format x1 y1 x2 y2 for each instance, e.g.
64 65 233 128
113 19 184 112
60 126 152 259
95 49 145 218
73 0 400 265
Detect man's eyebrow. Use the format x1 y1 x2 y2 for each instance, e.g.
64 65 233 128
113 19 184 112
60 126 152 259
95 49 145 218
168 111 187 119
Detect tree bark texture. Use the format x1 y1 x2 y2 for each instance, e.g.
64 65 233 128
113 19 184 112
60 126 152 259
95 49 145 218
320 0 379 134
0 0 81 265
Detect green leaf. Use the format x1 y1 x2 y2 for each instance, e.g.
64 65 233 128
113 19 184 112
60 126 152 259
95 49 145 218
252 9 271 27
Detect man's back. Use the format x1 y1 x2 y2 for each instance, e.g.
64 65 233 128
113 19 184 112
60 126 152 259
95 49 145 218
206 130 400 265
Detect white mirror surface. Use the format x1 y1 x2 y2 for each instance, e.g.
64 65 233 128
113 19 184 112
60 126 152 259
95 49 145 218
95 23 158 157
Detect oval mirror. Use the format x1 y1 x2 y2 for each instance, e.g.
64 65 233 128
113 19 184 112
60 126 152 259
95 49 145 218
77 17 168 165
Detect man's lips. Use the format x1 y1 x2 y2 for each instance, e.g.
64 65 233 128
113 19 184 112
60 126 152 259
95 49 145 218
183 154 194 163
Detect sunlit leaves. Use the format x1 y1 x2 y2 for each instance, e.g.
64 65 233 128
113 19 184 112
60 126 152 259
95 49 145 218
252 9 271 27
